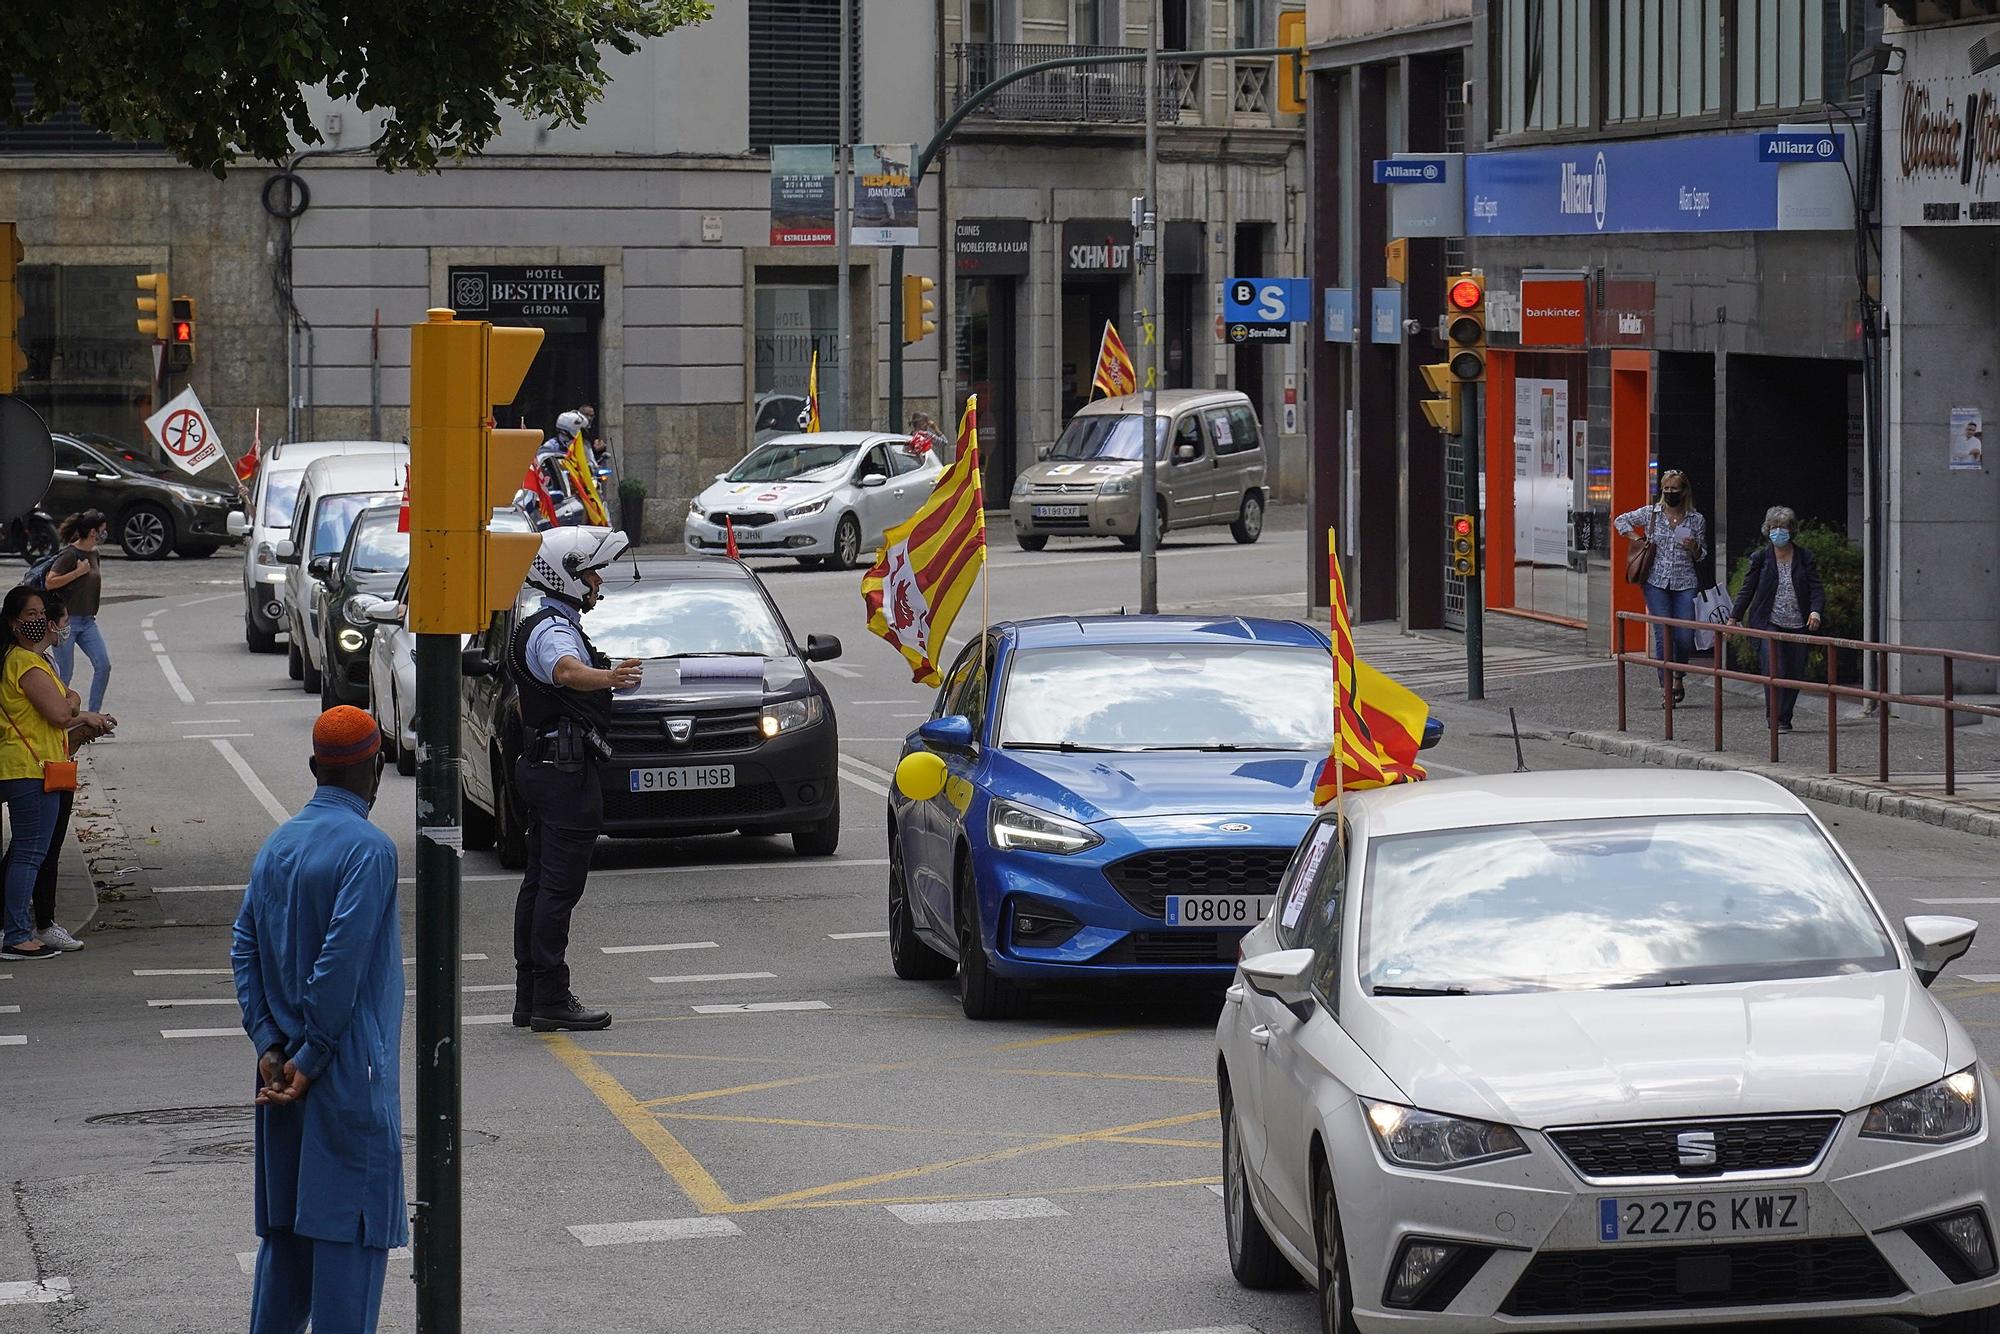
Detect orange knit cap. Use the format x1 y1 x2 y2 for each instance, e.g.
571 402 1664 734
313 705 381 766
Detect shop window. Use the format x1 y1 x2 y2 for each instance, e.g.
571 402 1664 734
753 271 838 441
13 263 156 446
749 0 862 149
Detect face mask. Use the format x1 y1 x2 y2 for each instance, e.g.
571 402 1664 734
1769 528 1792 547
53 626 70 645
18 616 47 644
1661 489 1684 505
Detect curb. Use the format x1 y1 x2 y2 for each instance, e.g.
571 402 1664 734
69 751 163 935
1527 724 2000 838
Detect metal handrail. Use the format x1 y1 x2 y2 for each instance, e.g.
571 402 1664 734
1615 611 2000 797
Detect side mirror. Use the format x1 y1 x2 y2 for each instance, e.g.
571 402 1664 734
366 600 405 626
857 473 887 488
714 472 728 482
74 464 101 479
1241 948 1317 1006
1421 717 1445 751
226 511 250 538
805 633 843 662
1036 444 1052 462
1174 442 1198 462
1906 915 1978 987
916 714 976 752
275 538 298 564
461 648 495 679
307 555 336 582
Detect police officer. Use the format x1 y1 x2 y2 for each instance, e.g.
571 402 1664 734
509 526 643 1032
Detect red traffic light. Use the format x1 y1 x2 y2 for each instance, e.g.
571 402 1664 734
1453 516 1472 536
1448 278 1484 311
172 321 192 342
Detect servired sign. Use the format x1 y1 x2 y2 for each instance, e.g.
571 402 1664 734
1519 276 1589 347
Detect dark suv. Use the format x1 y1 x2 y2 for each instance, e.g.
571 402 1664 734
458 556 843 868
307 502 409 708
47 432 241 559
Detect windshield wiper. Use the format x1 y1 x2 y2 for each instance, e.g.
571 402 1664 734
1371 983 1471 997
652 651 767 660
1004 741 1126 753
1138 743 1252 752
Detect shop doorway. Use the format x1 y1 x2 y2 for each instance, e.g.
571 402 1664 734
450 265 606 441
490 315 598 437
1723 354 1860 568
1505 352 1589 625
955 276 1018 504
1061 280 1125 423
1232 222 1272 423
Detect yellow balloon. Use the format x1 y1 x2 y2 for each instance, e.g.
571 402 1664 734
895 751 948 803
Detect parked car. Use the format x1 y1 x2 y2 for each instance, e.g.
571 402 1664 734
46 431 242 560
304 502 408 709
684 432 943 570
233 438 401 653
459 555 844 869
1219 769 2000 1334
1007 389 1268 551
276 450 407 694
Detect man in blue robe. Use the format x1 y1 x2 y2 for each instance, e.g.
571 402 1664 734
232 705 404 1334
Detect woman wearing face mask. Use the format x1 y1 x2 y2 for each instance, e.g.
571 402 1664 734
18 594 104 951
1729 506 1825 733
0 587 113 960
1614 469 1709 704
45 510 111 715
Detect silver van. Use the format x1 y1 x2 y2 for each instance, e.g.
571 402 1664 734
1007 389 1267 550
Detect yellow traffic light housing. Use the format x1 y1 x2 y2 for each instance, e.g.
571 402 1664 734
1419 362 1462 436
1449 513 1476 577
1445 273 1487 383
1277 10 1308 115
408 310 545 633
134 270 169 339
167 296 196 370
0 224 24 394
902 275 936 345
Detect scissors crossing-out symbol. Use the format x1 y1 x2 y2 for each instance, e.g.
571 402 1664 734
161 408 208 457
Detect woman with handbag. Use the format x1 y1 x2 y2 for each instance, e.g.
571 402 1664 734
1728 505 1825 733
1614 469 1709 704
0 586 113 961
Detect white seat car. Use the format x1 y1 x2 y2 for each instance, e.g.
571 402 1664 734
684 432 943 570
1219 769 2000 1333
232 438 401 653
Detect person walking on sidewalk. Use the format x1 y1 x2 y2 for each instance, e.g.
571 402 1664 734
45 510 111 714
1729 506 1824 734
232 706 402 1334
1615 469 1709 704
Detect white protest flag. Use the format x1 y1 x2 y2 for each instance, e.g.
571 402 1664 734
144 387 226 477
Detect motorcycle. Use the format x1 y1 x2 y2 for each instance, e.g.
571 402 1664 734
2 508 60 562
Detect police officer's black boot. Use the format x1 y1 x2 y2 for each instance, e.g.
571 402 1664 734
530 993 612 1032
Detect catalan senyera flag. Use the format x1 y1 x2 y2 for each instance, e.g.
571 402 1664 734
1313 530 1430 805
235 409 262 484
861 396 987 686
802 350 823 433
521 462 558 525
1091 321 1138 398
562 436 610 525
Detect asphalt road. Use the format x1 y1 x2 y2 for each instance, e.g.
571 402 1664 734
0 524 1995 1333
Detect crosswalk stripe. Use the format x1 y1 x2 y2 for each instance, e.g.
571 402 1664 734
886 1197 1067 1225
566 1218 742 1247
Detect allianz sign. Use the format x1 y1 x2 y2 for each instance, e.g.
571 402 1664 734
1558 152 1610 230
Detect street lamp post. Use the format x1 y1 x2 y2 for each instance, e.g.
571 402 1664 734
1137 1 1160 616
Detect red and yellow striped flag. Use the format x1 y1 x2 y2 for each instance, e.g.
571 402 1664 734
861 396 987 686
562 436 609 525
1091 321 1138 398
1313 530 1430 805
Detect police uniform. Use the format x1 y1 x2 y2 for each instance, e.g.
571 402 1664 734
508 595 614 1027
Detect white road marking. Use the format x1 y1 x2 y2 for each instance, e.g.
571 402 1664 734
828 931 888 940
839 753 897 782
1919 898 2000 905
404 985 518 997
1960 975 2000 983
815 662 863 678
0 1006 17 1015
171 718 239 725
0 1278 71 1305
1207 1183 1227 1198
176 593 239 609
891 713 927 718
1423 760 1476 777
154 644 196 704
839 767 891 798
154 862 890 895
404 954 489 965
201 699 317 706
146 999 236 1008
1141 1327 1259 1334
212 739 289 824
566 1218 742 1247
0 1036 24 1047
134 968 231 976
850 700 920 705
650 972 776 984
236 1247 409 1276
463 1014 514 1026
885 1197 1067 1225
143 630 160 643
692 1000 830 1014
161 1027 241 1039
600 941 718 955
181 733 256 740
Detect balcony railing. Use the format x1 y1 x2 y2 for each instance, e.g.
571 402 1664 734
953 43 1176 126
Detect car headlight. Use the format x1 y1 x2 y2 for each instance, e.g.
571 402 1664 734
335 627 367 654
1011 476 1031 498
688 500 708 520
1861 1067 1982 1143
760 695 824 737
167 483 207 503
785 497 830 520
1099 474 1135 496
1363 1101 1528 1171
987 798 1103 855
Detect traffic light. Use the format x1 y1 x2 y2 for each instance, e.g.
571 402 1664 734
1276 9 1308 115
0 224 23 395
1419 362 1462 436
901 274 936 345
167 296 196 371
1449 513 1476 577
407 309 545 633
1445 273 1487 383
134 271 169 339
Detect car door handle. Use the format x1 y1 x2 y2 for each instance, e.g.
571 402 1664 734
1224 983 1245 1005
1249 1024 1272 1048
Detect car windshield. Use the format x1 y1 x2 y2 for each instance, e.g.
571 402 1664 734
75 432 173 478
313 492 399 558
264 472 304 527
1359 814 1898 995
587 578 791 659
726 441 859 483
1047 414 1169 462
348 511 409 574
998 644 1332 750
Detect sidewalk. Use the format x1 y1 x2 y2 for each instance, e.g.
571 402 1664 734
68 752 164 939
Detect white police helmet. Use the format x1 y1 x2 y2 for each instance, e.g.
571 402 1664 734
555 410 588 442
527 525 630 604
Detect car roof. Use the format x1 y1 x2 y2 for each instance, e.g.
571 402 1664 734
269 440 401 470
629 554 756 580
749 431 909 449
1074 388 1255 418
300 449 408 491
1350 769 1810 838
1002 615 1328 649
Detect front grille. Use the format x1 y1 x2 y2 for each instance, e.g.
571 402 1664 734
1104 847 1293 918
1550 1116 1840 1181
1500 1238 1904 1316
605 709 764 756
1093 930 1245 964
710 510 778 527
603 782 786 823
1032 482 1097 495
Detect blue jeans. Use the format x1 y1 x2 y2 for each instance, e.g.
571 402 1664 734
1641 583 1697 686
0 779 58 948
53 615 110 713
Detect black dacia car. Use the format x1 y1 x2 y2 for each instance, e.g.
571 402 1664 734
459 555 843 869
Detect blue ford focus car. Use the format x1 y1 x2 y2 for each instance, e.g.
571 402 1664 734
888 615 1429 1020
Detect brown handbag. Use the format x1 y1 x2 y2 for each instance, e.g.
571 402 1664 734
1624 505 1659 584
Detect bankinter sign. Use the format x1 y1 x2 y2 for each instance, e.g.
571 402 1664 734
1518 275 1589 347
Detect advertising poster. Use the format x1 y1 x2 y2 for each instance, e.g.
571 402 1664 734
1951 406 1985 471
851 143 918 247
770 144 836 247
1511 378 1570 566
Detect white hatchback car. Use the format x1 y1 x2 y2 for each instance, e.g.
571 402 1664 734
685 432 943 570
1220 769 2000 1333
